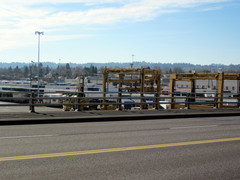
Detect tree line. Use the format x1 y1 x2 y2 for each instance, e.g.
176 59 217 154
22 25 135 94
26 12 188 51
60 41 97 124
0 63 239 81
0 63 99 81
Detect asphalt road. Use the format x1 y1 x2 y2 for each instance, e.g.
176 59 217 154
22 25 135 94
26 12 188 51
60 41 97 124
0 116 240 180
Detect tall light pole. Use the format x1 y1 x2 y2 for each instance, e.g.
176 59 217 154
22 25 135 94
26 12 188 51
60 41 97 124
35 31 44 100
30 60 34 89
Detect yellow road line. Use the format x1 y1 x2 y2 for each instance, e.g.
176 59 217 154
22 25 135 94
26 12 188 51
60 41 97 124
1 137 240 162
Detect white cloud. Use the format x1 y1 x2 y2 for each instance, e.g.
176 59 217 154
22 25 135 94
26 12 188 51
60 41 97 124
46 34 94 41
0 0 231 51
0 0 128 6
199 6 223 11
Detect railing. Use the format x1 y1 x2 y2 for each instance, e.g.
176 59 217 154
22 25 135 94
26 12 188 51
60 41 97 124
0 91 239 112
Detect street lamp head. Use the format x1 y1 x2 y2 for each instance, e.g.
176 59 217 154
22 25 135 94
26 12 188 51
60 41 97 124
35 31 44 35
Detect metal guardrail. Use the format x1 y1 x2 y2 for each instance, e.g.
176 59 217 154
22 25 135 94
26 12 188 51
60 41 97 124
0 91 239 112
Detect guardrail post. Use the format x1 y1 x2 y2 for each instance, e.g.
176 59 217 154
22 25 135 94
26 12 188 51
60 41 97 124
77 92 82 111
214 96 218 109
102 67 107 110
118 98 122 111
169 74 176 109
140 68 145 110
185 93 190 109
118 74 123 111
217 73 224 109
29 92 35 113
237 95 240 109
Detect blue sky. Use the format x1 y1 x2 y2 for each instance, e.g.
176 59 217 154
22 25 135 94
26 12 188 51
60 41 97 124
0 0 239 65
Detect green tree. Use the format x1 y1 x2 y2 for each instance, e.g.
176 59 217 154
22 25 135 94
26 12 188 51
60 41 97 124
13 66 23 79
72 66 82 78
173 67 184 73
65 63 72 78
45 65 50 75
23 66 29 78
39 63 44 78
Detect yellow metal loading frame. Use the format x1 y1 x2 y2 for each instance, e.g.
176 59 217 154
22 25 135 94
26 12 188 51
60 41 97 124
102 67 161 110
169 73 240 109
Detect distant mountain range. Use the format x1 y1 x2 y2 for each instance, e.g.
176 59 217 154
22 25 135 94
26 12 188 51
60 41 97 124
0 61 240 72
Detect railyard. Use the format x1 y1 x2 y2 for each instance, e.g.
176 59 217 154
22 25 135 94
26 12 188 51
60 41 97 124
1 70 240 179
0 70 240 112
